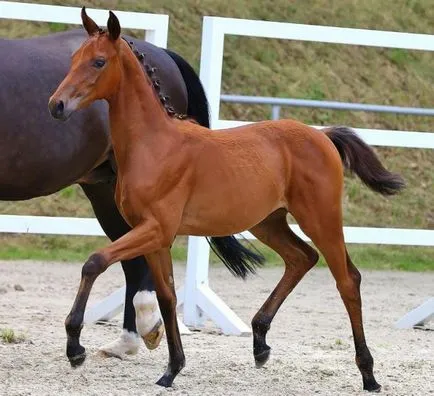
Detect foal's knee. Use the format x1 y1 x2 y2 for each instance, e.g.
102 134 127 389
82 253 106 278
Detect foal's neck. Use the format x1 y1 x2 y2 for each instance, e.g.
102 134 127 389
107 42 177 169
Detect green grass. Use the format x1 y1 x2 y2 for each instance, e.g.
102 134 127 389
249 241 434 272
386 48 412 66
0 328 26 344
0 234 432 272
0 235 106 262
47 22 69 33
0 0 432 269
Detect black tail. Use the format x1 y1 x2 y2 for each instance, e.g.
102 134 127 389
163 49 210 128
325 126 405 195
207 236 265 279
166 49 265 278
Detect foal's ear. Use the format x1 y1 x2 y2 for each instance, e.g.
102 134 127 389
107 11 121 41
81 7 100 36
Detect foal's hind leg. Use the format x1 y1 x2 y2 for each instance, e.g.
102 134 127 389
292 204 381 392
248 209 319 368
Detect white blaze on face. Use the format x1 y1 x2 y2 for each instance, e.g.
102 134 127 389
133 291 161 336
99 329 140 358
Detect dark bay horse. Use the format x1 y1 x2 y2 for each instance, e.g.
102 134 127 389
1 27 261 357
50 10 404 390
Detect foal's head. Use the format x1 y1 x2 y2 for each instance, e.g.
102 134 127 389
49 8 123 120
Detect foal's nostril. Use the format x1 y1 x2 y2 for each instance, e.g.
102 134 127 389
57 100 64 114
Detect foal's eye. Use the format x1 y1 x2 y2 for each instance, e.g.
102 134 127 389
93 58 106 69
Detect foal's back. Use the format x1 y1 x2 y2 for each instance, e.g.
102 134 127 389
180 118 341 179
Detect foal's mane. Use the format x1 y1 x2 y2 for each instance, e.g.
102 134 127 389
120 36 197 125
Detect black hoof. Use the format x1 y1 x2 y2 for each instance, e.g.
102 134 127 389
156 374 174 388
69 351 86 367
67 344 86 368
364 382 381 393
254 346 271 368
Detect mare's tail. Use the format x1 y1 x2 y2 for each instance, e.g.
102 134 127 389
206 236 265 279
325 126 405 195
163 49 210 127
166 48 265 279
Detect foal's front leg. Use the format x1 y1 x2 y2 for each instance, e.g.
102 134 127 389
145 249 185 387
65 221 164 367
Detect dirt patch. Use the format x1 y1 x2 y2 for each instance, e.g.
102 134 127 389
0 260 432 395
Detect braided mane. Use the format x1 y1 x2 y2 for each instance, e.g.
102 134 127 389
122 37 191 122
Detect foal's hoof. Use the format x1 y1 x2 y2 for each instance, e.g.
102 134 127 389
156 374 174 388
143 319 164 350
69 351 86 368
254 346 271 368
364 382 382 393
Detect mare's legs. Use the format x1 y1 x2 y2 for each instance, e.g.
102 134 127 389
290 193 381 392
80 182 163 356
248 209 319 367
65 221 184 386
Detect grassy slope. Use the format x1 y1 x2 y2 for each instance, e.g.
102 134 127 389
0 0 432 270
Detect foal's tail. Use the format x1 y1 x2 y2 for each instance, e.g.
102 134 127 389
325 126 405 195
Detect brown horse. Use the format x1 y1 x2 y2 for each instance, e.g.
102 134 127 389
49 9 404 390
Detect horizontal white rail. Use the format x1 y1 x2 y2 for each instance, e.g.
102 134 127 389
215 120 434 149
204 16 434 51
0 215 105 236
238 227 434 246
0 215 433 246
0 1 169 47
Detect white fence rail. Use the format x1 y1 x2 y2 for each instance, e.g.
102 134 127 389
1 215 433 247
217 120 434 149
0 1 168 47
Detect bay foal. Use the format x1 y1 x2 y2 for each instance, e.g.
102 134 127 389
49 9 404 390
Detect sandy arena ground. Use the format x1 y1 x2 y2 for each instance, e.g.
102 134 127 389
0 260 432 396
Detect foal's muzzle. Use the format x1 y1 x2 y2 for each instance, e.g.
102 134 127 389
48 98 68 121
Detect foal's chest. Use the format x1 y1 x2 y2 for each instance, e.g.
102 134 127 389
114 177 152 227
